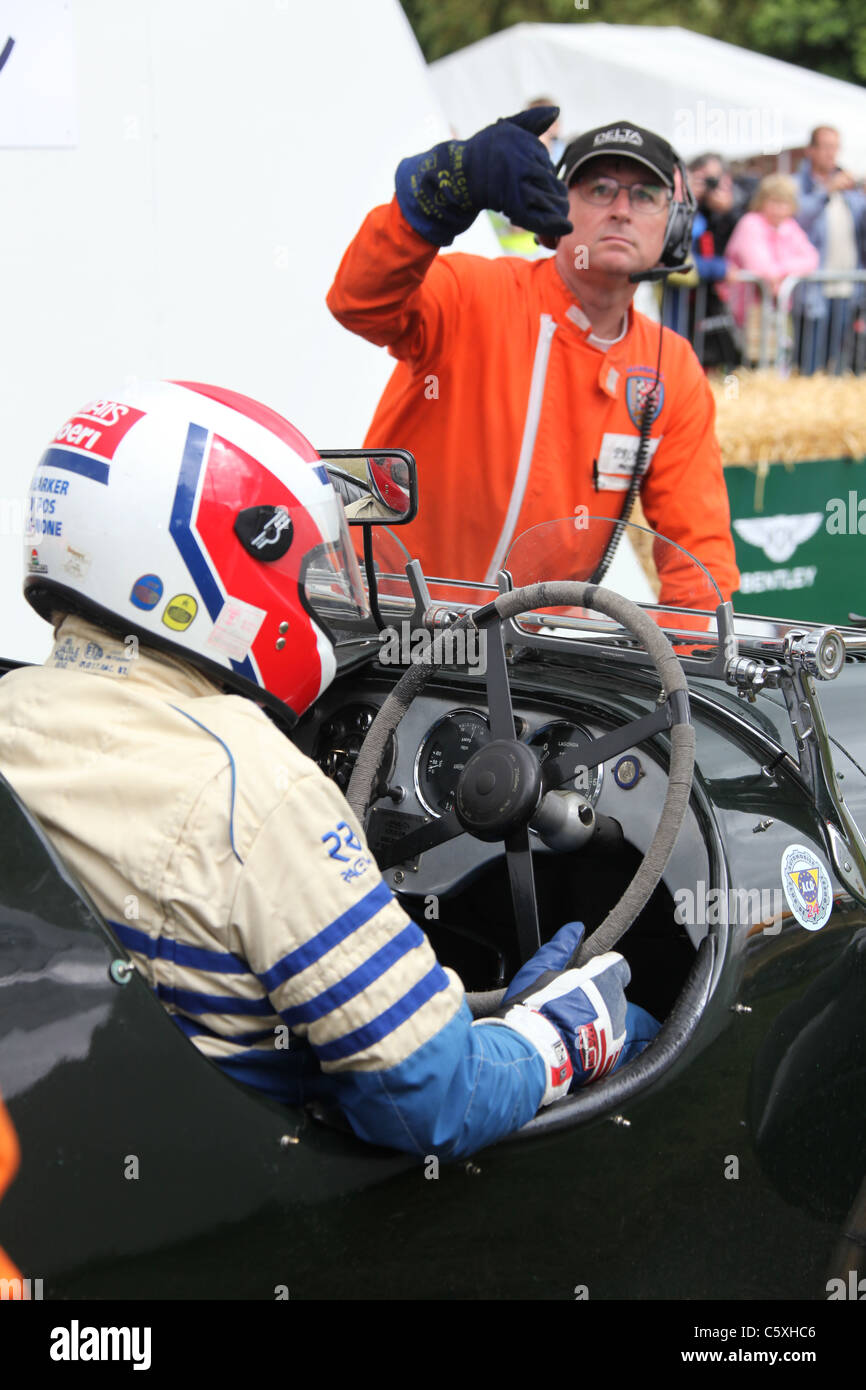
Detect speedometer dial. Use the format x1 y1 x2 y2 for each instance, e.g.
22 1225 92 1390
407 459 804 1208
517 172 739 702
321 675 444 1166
528 721 603 802
415 710 491 817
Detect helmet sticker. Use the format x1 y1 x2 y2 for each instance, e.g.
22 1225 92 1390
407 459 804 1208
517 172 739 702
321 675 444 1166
130 573 164 610
162 594 198 631
45 400 146 484
234 505 294 561
205 596 268 662
63 545 91 580
780 843 833 930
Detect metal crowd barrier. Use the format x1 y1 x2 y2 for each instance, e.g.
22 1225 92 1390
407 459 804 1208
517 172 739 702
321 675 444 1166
775 269 866 376
665 269 866 375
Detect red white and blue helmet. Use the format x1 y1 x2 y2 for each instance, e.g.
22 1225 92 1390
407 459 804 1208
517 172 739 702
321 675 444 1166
23 380 368 724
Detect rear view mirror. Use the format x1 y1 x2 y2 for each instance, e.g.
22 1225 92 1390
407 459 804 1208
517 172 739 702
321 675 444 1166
317 449 418 525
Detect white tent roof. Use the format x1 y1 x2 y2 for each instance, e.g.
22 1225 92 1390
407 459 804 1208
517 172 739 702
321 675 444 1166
431 23 866 171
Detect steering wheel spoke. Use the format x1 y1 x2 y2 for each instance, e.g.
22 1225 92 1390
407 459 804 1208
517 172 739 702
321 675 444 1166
541 702 673 792
504 826 542 958
375 808 463 872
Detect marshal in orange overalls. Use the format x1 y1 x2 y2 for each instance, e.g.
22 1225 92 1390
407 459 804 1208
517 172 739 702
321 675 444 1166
328 199 739 606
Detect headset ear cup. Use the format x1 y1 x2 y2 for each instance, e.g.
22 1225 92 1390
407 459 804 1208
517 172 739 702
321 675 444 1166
660 157 696 267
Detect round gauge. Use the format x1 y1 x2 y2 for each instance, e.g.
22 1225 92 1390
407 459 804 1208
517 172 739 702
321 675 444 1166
415 709 491 817
314 704 394 795
528 721 603 803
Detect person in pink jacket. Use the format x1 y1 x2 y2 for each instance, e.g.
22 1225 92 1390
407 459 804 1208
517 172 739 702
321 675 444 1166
724 174 819 327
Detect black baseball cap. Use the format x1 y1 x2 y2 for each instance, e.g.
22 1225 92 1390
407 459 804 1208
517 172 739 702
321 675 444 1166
559 122 678 189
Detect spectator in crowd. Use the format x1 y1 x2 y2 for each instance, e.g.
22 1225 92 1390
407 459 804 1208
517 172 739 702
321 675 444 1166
723 174 819 360
664 154 747 368
526 96 566 167
796 126 866 373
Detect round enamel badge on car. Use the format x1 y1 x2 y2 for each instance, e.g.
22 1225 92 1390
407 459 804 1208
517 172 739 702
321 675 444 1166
780 843 833 931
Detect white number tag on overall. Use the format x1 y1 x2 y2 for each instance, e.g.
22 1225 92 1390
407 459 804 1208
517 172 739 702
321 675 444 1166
596 434 662 491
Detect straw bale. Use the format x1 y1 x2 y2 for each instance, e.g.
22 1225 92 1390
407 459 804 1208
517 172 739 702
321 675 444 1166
708 369 866 466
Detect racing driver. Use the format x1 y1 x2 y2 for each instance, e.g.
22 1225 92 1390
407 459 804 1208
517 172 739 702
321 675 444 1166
0 382 658 1161
327 111 740 606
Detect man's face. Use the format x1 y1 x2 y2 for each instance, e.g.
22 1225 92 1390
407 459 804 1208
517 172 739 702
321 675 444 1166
810 129 840 176
555 156 669 285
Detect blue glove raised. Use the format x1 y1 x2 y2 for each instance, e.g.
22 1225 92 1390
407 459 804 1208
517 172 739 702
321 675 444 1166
481 922 659 1105
395 106 573 247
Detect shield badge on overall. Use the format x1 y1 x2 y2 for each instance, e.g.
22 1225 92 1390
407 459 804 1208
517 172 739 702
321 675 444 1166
625 373 664 429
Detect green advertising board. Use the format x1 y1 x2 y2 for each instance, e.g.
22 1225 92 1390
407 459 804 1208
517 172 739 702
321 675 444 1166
724 457 866 626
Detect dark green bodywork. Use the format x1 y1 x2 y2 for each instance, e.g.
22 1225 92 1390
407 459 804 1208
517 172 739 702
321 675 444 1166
1 646 865 1301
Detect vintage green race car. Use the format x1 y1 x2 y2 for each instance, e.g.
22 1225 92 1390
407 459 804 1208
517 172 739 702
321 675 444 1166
1 498 864 1302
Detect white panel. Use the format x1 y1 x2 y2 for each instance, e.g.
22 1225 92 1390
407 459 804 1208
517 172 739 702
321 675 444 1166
0 0 78 147
0 0 501 662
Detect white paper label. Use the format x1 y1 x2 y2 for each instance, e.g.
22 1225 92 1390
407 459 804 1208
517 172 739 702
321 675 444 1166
206 597 267 662
596 433 661 491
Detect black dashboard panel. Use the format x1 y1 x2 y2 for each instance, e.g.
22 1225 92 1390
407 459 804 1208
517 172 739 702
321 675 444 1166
291 663 712 951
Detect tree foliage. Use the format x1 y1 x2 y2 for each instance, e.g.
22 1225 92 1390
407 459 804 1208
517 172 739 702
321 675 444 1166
398 0 866 86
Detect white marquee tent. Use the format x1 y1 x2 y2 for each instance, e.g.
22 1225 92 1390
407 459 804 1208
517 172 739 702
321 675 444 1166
431 23 866 171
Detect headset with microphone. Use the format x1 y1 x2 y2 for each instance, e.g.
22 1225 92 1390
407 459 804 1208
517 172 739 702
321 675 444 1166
548 140 697 278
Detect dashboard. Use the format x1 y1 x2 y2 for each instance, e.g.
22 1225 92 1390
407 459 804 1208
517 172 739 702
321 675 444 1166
291 667 711 953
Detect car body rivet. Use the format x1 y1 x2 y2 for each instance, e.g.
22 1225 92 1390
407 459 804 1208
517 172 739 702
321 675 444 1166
731 1003 752 1014
611 1114 631 1127
393 869 404 885
464 1161 482 1175
844 861 852 871
278 621 289 634
275 637 286 650
109 959 134 985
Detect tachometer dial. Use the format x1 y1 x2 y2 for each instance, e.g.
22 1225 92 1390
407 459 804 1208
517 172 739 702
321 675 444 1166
528 721 603 802
415 710 491 817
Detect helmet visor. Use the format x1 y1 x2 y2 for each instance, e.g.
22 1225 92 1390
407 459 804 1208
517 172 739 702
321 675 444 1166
302 501 370 635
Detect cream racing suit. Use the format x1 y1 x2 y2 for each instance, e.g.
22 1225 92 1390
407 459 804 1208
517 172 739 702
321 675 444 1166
0 616 552 1157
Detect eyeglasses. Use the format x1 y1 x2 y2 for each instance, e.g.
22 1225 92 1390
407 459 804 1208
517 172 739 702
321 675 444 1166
573 175 672 215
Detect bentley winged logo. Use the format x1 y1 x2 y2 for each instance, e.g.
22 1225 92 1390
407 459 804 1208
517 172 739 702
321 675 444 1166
733 512 824 563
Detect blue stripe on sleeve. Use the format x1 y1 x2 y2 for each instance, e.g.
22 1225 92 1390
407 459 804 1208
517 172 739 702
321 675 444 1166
257 878 394 991
109 919 249 974
279 922 425 1026
313 962 451 1063
156 983 275 1016
170 1013 277 1046
329 1002 546 1158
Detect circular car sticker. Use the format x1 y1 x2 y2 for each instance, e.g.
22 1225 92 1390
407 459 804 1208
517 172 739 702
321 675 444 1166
130 573 163 611
780 843 833 931
162 593 198 631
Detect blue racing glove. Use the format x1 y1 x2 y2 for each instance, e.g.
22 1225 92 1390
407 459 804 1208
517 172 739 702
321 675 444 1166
395 106 573 247
480 922 660 1105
